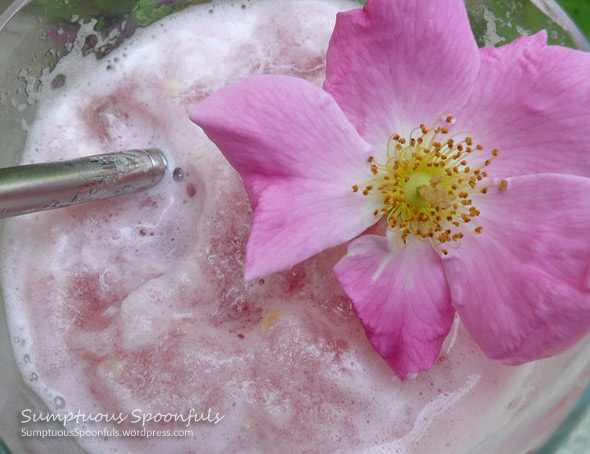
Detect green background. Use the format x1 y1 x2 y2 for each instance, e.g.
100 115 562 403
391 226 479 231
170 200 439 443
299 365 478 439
560 0 590 38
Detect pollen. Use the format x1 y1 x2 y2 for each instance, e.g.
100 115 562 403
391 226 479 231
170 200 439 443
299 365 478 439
354 114 498 252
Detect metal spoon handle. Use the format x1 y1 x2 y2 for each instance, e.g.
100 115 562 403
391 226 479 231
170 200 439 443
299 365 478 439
0 148 167 219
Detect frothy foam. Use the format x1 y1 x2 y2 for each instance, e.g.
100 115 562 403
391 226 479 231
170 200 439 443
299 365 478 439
0 1 586 453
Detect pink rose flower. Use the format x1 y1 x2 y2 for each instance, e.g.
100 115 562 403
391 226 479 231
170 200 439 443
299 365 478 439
190 0 590 380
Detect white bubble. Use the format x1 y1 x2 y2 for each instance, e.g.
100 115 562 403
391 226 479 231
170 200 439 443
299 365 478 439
54 396 66 409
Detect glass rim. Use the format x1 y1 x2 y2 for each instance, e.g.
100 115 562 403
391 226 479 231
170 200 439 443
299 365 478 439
530 0 590 50
1 0 589 51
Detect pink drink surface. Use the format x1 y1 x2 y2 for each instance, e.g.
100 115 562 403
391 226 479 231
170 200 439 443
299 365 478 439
1 1 586 453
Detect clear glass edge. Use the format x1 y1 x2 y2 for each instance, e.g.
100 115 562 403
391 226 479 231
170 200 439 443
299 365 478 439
0 0 30 30
531 0 590 50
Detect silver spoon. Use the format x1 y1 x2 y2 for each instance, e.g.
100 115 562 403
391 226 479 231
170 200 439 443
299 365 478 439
0 148 168 219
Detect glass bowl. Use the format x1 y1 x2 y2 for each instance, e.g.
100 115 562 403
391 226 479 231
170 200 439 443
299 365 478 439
0 1 588 453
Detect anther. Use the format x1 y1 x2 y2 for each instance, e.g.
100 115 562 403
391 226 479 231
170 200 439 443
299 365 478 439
352 114 496 256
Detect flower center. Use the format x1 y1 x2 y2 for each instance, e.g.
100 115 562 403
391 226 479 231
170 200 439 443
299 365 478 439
354 115 502 255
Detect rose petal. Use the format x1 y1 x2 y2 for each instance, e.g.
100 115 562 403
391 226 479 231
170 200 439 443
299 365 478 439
458 31 590 179
190 74 372 208
246 177 380 280
334 234 454 380
323 0 480 146
442 174 590 364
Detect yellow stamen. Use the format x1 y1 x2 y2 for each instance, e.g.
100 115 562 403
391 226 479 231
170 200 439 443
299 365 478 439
353 114 499 252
